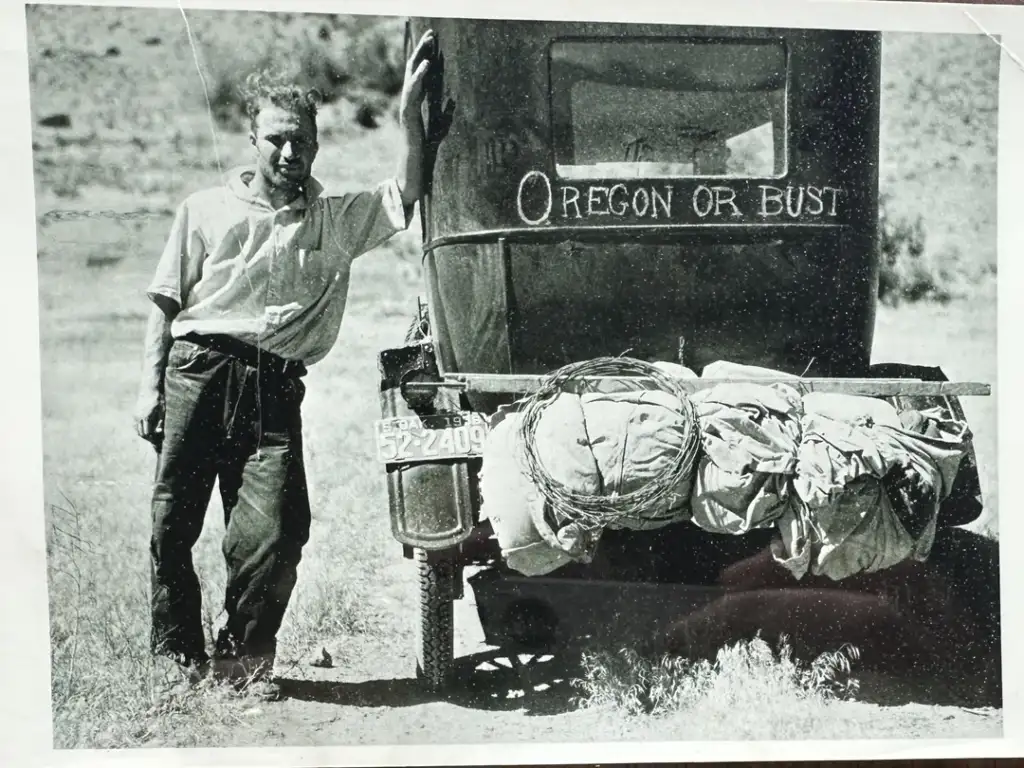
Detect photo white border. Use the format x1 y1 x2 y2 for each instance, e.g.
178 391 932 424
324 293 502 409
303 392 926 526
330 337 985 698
2 0 1022 765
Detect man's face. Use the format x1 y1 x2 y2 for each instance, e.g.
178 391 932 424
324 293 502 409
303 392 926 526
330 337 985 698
250 102 319 191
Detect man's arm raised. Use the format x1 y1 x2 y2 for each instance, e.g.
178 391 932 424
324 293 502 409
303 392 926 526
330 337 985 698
396 29 434 208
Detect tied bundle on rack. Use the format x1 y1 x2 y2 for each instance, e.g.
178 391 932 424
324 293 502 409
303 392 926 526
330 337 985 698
688 382 804 536
479 358 703 576
773 394 971 581
479 357 975 581
689 362 973 581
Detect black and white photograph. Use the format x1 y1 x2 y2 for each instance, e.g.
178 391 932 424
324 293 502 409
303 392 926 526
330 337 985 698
6 0 1024 764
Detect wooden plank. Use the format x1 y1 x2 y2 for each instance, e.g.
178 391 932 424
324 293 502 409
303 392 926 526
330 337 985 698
405 375 992 397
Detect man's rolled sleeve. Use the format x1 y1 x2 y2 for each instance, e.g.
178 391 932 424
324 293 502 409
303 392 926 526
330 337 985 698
146 199 204 315
322 178 415 264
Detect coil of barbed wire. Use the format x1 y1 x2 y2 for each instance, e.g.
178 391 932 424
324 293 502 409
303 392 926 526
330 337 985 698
516 357 702 532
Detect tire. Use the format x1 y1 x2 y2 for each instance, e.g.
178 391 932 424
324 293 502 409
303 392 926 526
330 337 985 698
414 548 455 691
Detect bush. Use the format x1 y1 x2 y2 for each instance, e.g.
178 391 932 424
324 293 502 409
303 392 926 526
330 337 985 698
877 192 953 306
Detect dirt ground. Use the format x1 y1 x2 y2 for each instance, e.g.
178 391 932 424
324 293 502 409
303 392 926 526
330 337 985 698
165 568 1003 748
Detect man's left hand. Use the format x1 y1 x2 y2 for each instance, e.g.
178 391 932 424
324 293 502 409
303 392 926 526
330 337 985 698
400 29 435 128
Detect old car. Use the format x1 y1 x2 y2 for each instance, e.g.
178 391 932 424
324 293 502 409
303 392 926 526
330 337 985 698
373 16 990 690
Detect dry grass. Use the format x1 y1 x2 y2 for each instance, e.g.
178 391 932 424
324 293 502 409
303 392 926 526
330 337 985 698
572 638 997 742
573 639 860 719
568 638 878 742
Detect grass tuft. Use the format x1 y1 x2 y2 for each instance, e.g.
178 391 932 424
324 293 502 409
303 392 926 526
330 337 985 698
573 636 861 719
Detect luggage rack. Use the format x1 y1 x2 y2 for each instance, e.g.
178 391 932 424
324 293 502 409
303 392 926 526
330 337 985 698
380 370 990 467
401 374 992 398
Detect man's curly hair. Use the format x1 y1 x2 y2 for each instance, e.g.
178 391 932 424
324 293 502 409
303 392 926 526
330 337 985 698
242 69 323 134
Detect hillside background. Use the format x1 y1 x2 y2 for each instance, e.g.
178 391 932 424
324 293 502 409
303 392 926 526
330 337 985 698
25 5 1001 303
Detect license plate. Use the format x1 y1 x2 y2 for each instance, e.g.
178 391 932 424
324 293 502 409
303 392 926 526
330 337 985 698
375 411 490 463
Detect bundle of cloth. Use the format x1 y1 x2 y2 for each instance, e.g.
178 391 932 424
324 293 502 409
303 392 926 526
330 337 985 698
480 361 698 576
479 359 973 582
691 361 971 582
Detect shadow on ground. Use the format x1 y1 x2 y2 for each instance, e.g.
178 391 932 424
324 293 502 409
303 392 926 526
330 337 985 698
852 671 1001 710
276 649 584 715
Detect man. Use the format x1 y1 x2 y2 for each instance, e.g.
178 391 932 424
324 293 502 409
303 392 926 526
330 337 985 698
133 30 436 701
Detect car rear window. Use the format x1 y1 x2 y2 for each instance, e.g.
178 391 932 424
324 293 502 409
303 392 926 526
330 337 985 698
550 39 789 180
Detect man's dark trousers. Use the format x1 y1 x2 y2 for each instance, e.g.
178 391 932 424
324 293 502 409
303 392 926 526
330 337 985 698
150 335 311 667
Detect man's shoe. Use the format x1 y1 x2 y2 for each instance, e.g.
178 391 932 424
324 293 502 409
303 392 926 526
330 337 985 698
238 678 283 702
211 652 275 683
211 652 282 700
